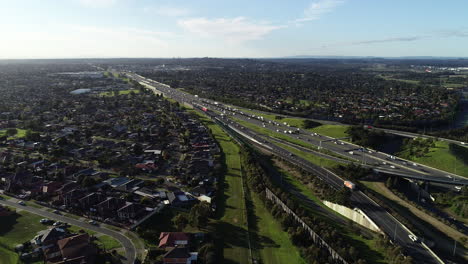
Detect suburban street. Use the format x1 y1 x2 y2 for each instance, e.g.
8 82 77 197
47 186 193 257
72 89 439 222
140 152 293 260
0 199 137 264
126 72 447 264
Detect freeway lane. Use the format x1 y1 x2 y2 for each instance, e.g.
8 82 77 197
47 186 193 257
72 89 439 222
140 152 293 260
0 199 137 264
206 101 468 185
123 72 446 263
218 115 443 264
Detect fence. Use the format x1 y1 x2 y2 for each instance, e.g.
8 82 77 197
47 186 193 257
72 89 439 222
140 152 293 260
265 188 348 264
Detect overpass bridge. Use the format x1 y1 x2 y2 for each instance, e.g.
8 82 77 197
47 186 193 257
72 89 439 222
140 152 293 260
374 168 468 185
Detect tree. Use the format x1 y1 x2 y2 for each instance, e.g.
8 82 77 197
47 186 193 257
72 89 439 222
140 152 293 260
189 202 211 228
25 130 40 141
6 128 17 137
173 214 189 231
133 143 143 156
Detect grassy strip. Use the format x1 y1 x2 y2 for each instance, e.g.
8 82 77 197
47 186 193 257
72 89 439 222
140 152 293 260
192 111 250 263
308 124 349 139
399 141 468 177
361 181 468 260
271 160 388 263
95 235 122 250
249 191 306 264
0 209 47 264
232 117 352 161
274 142 341 168
360 181 466 242
239 108 350 138
99 89 140 97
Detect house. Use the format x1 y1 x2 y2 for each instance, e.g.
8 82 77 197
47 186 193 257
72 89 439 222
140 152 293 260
167 192 194 207
42 181 63 194
46 233 97 264
95 197 126 219
189 186 214 197
63 189 85 208
117 202 146 221
159 232 190 248
163 247 195 264
78 192 106 211
36 228 68 249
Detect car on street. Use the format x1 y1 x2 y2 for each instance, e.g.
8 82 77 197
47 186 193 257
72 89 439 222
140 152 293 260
408 234 419 242
88 220 98 226
18 201 26 206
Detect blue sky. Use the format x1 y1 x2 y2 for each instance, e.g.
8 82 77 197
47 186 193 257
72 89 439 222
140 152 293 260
1 0 468 58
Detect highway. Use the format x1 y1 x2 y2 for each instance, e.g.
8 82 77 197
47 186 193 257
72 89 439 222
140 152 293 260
0 199 137 264
125 72 447 263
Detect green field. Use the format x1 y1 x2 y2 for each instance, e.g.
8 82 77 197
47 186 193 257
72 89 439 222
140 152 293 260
95 235 122 250
0 128 28 139
400 141 468 177
250 192 306 264
274 163 387 263
308 124 349 139
193 111 250 263
99 89 140 96
0 209 46 264
378 75 421 85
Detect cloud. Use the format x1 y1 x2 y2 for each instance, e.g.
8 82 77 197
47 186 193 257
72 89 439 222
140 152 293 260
350 36 428 45
295 0 345 23
435 29 468 38
145 6 190 17
178 17 285 44
0 24 173 59
77 0 117 8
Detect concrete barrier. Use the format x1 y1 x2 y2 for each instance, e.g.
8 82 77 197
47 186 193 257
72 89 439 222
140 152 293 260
323 201 383 234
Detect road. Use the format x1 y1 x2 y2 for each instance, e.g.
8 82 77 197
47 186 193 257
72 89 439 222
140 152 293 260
0 199 137 264
124 72 445 263
129 71 467 185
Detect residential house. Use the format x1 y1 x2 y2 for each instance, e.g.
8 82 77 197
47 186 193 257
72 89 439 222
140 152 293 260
159 232 190 249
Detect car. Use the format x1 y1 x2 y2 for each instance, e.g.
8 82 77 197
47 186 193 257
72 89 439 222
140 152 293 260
390 165 396 169
53 221 62 226
88 220 98 226
18 201 26 206
53 210 61 214
408 234 419 242
40 218 52 224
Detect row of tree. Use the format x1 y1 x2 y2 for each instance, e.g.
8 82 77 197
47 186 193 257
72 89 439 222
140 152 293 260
240 146 387 263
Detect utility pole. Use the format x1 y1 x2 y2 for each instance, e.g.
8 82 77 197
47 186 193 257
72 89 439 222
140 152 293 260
453 239 457 256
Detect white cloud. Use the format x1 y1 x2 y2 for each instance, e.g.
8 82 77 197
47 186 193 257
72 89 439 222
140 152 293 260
145 6 190 17
178 17 284 44
295 0 345 23
77 0 117 8
0 25 170 59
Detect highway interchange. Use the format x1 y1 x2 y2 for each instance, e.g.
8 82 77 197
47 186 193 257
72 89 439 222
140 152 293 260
124 72 461 264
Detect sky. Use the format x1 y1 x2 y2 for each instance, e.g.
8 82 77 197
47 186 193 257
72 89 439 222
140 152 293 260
1 0 468 59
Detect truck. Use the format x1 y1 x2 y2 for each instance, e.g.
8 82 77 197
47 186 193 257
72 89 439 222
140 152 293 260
344 181 356 190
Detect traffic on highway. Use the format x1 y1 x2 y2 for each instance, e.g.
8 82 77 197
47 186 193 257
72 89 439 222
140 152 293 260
124 71 450 264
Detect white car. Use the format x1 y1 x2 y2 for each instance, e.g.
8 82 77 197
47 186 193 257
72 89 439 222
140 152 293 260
408 234 419 242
